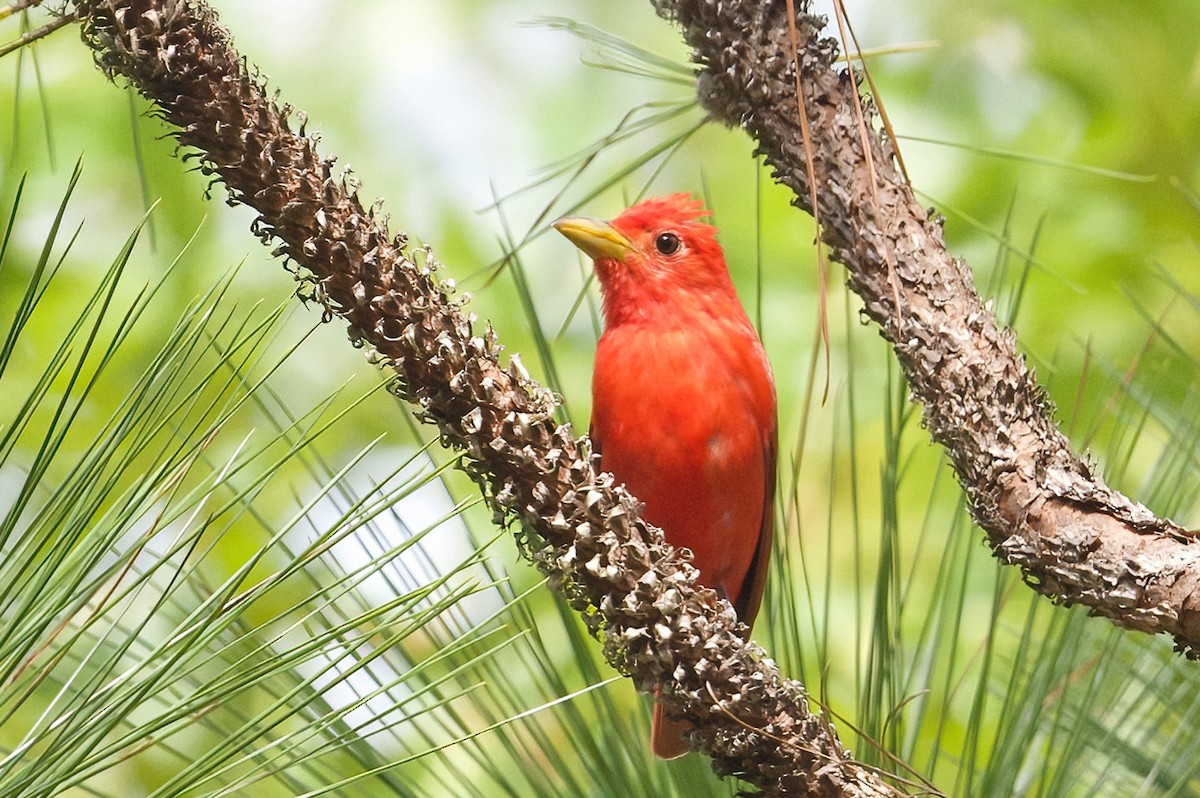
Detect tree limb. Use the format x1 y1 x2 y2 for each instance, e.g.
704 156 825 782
650 0 1200 653
67 0 907 794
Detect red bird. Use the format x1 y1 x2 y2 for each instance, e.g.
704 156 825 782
554 194 777 759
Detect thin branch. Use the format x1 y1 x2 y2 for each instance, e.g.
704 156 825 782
67 0 907 794
0 8 75 59
650 0 1200 653
0 0 48 22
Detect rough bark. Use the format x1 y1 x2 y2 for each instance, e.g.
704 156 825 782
65 0 904 794
650 0 1200 652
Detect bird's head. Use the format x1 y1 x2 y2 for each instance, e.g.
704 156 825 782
553 193 736 325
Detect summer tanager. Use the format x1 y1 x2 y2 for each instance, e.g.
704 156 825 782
553 194 777 759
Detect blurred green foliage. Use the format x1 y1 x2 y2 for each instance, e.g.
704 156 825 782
1 0 1199 795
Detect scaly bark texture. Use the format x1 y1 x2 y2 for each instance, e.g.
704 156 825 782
68 0 903 794
650 0 1200 652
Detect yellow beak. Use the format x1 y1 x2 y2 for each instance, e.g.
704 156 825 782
552 216 635 261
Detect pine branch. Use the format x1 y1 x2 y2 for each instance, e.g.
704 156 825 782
650 0 1200 652
0 4 74 57
66 0 906 794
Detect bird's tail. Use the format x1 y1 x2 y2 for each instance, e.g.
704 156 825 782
651 696 692 759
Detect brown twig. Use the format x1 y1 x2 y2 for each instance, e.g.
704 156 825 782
0 0 48 22
0 7 75 58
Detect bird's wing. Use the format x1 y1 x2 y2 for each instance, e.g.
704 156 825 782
732 420 776 626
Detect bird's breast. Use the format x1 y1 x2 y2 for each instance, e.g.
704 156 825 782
589 317 774 596
592 319 773 448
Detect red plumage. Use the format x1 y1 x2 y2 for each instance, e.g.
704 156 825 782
555 194 777 759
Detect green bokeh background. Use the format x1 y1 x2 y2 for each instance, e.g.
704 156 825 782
1 0 1199 794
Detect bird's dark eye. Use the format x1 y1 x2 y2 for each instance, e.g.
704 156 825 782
654 232 681 255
